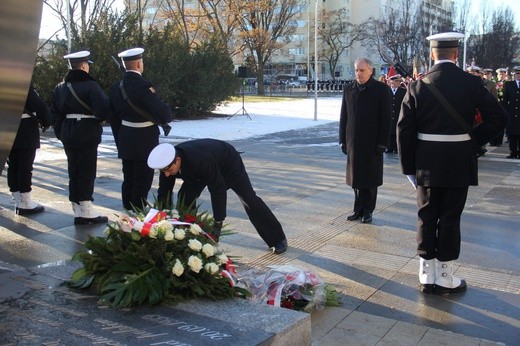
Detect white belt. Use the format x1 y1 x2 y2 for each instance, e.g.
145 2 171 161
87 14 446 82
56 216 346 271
122 120 155 128
417 133 471 142
66 114 97 120
21 113 32 119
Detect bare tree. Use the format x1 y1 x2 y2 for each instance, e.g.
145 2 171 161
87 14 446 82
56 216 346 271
361 0 421 69
195 0 244 57
43 0 117 44
235 0 299 95
468 6 519 69
317 8 361 81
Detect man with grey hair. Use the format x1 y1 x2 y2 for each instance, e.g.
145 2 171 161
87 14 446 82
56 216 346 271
397 32 507 295
339 57 392 224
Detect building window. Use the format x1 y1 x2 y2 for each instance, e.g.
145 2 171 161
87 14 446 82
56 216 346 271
288 48 306 55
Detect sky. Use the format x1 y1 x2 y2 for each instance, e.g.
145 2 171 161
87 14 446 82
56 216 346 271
38 0 520 40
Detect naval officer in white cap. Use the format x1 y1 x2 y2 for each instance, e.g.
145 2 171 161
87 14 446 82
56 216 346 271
397 32 507 294
109 47 172 211
147 140 288 254
51 50 110 225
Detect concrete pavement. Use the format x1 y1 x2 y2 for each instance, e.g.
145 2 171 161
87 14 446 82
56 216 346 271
1 118 519 345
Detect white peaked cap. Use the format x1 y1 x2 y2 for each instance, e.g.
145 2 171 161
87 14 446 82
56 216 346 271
118 47 145 61
148 143 176 170
426 32 464 48
63 50 92 63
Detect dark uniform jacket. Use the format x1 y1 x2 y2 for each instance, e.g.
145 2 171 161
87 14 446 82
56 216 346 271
390 87 406 135
110 71 172 160
398 62 507 187
503 80 520 136
51 69 109 148
339 77 392 188
13 85 51 149
171 139 245 221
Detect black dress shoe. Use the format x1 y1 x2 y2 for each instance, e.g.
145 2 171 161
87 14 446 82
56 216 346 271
347 212 362 221
420 284 435 293
273 239 288 254
434 279 467 295
506 154 516 159
361 212 372 223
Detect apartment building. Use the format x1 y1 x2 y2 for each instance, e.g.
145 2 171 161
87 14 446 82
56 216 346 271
130 0 453 80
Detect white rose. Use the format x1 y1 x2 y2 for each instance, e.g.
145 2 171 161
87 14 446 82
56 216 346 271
174 228 186 240
188 239 202 251
202 244 216 257
164 229 174 241
190 223 202 235
157 220 173 232
188 256 203 273
205 262 219 275
218 254 229 265
172 259 184 277
148 226 158 238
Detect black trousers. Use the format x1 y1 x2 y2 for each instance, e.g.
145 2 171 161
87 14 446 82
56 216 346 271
352 187 377 215
172 170 286 248
416 186 468 261
387 134 397 152
64 146 97 203
508 134 520 156
121 159 154 210
489 129 504 146
158 172 175 208
7 148 36 193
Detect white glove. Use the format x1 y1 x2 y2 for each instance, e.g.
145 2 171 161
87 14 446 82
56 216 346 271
406 175 417 189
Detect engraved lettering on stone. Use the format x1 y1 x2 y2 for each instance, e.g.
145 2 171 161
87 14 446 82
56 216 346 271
67 328 122 346
142 314 233 340
94 318 169 338
10 307 64 327
29 299 88 317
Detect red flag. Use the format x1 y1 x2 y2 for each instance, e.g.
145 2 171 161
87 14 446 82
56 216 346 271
387 65 396 78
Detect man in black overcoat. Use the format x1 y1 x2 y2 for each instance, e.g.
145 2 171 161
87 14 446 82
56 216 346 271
339 57 392 224
52 51 109 224
397 32 507 295
109 48 173 211
503 66 520 158
147 140 288 254
8 84 51 215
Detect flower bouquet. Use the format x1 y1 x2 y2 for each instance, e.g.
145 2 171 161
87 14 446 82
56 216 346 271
69 207 249 308
238 265 340 313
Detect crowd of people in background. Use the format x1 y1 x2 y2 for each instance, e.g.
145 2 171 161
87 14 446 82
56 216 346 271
376 64 520 159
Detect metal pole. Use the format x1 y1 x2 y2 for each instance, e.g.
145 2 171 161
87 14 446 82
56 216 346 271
463 33 468 69
313 0 318 121
67 0 71 52
307 0 310 81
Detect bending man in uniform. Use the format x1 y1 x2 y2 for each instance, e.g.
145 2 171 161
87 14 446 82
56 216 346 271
147 140 288 254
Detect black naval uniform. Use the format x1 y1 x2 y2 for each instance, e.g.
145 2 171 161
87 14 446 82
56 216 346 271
397 61 507 261
503 79 520 158
388 86 406 153
52 70 109 204
159 139 286 248
7 85 52 193
110 71 172 210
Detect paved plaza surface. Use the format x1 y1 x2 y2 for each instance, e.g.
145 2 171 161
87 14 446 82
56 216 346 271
0 99 519 345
